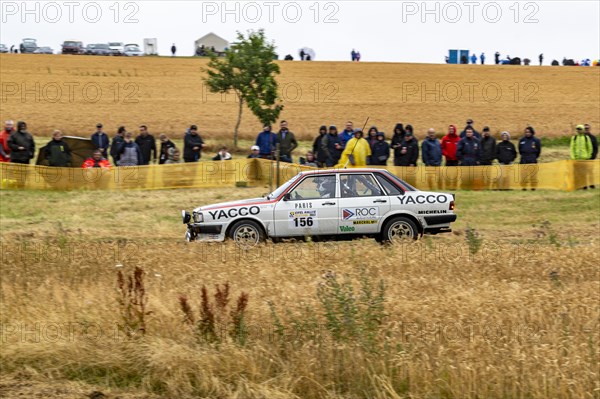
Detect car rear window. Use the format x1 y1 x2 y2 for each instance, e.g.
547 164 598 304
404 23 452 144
374 174 404 195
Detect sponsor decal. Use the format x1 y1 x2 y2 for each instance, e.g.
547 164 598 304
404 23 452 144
295 202 313 209
418 210 448 215
342 209 355 219
342 207 378 220
208 206 260 220
340 226 355 232
398 195 448 205
353 220 377 225
289 210 318 228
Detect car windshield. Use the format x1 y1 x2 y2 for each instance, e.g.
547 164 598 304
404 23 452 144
95 44 110 49
109 42 122 46
266 174 301 199
64 41 80 46
125 45 139 50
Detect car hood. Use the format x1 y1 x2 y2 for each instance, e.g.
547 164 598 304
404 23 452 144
195 197 271 212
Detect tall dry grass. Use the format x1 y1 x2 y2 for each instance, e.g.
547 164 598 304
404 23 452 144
1 54 598 141
1 187 598 397
1 235 598 398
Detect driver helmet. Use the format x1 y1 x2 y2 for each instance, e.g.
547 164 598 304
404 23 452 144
316 176 336 197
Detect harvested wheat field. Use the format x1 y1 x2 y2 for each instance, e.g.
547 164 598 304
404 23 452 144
1 54 598 140
1 187 599 398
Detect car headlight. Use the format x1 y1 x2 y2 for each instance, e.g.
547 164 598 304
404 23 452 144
182 210 191 224
193 211 204 223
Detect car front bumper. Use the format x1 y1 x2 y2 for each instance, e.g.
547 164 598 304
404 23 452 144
185 223 225 242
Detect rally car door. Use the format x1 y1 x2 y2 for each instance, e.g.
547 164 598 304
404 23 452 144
272 174 339 236
337 173 391 234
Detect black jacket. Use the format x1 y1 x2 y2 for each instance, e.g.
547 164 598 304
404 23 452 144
313 133 327 163
370 138 390 165
587 133 598 160
396 138 419 166
320 133 342 165
496 140 517 164
44 139 72 167
110 135 124 163
135 134 157 165
159 140 176 164
480 136 496 164
7 130 35 162
183 134 204 162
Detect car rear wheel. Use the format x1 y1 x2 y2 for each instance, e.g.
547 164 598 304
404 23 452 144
229 220 265 247
382 216 419 243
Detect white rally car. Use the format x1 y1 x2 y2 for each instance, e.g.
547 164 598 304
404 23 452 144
182 168 457 246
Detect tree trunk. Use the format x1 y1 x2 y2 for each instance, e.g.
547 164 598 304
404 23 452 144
234 97 244 149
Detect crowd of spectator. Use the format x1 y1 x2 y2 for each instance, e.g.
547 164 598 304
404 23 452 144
0 119 597 188
249 119 597 171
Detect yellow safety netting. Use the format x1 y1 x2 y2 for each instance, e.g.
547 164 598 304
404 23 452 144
1 159 598 191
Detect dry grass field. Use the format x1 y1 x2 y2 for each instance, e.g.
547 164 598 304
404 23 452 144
1 187 599 398
1 54 599 398
1 54 599 141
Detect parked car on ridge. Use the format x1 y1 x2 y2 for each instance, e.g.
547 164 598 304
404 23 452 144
0 44 8 53
123 43 144 56
108 42 125 55
33 46 54 54
20 38 38 53
61 40 84 55
85 43 112 56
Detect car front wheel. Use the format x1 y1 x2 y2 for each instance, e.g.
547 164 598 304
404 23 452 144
229 220 265 247
381 216 419 243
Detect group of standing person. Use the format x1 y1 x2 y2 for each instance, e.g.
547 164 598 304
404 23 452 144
294 119 549 168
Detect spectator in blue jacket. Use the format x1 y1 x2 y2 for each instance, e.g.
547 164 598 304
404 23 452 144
339 121 355 149
255 124 278 159
456 127 481 166
518 126 541 164
422 128 442 166
91 123 110 158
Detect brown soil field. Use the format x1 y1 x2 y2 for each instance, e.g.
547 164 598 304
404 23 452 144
1 54 598 141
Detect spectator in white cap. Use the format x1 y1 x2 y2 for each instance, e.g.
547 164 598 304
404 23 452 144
248 145 261 158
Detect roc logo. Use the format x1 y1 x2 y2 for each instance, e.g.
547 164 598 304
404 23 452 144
342 209 355 220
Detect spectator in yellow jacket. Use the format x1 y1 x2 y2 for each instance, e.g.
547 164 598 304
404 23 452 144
336 129 371 168
571 125 593 160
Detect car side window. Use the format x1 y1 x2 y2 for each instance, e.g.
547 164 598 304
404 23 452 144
340 174 383 197
290 175 337 200
374 174 403 195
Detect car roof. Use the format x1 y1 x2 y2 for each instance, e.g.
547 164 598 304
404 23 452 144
299 168 391 176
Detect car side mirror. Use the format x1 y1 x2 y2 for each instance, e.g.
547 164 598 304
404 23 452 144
283 193 291 201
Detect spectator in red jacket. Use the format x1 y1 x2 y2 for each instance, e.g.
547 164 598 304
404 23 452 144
82 150 112 169
0 120 14 162
441 125 460 166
